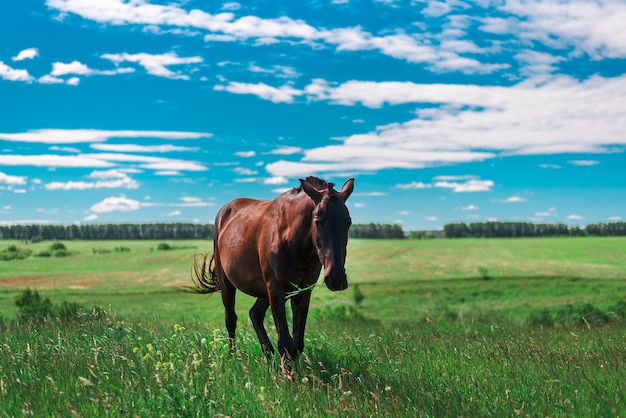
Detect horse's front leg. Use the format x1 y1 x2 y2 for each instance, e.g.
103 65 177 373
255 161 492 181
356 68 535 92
266 280 294 377
290 290 312 359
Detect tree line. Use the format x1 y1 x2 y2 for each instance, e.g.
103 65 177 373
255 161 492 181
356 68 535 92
2 221 624 241
443 221 626 238
0 222 405 241
0 223 215 241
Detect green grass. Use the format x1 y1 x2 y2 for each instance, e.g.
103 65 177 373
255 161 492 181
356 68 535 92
0 313 624 416
0 237 625 416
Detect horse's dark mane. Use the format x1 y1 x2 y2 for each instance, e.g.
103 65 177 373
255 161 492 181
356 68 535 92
292 176 335 194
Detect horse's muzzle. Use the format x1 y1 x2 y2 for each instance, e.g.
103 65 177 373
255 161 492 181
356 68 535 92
324 272 348 291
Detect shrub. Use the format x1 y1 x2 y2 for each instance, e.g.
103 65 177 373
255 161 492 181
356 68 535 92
15 289 54 322
37 250 52 257
607 300 626 321
0 245 32 261
49 242 67 251
157 243 173 251
554 303 609 327
527 308 554 327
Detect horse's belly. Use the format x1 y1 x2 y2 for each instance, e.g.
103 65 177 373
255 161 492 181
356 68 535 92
219 250 268 298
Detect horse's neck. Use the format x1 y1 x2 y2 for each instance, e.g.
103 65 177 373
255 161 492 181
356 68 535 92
275 192 315 247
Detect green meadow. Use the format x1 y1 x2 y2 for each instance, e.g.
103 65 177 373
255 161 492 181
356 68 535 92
0 237 625 416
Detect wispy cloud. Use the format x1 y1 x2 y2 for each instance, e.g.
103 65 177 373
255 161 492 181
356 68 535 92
500 196 527 203
90 144 199 153
101 52 202 80
45 171 139 190
568 160 600 166
0 129 212 144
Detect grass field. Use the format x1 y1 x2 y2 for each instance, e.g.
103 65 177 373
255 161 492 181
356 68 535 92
1 237 625 416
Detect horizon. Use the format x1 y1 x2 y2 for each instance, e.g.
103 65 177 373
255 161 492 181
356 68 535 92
1 1 625 230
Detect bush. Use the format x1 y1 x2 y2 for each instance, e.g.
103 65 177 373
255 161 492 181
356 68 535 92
607 300 626 320
15 289 54 322
554 303 609 327
49 242 67 251
0 245 33 261
37 250 52 257
527 308 554 327
157 243 173 251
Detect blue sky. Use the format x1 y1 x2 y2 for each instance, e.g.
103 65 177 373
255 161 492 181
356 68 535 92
1 0 625 230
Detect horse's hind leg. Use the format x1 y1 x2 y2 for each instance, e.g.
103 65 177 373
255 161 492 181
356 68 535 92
249 297 274 358
221 278 237 353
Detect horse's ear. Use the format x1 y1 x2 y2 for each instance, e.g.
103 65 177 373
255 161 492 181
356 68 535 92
300 178 322 203
339 178 355 201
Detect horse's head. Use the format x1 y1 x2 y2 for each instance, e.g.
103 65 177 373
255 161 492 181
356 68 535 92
300 177 355 291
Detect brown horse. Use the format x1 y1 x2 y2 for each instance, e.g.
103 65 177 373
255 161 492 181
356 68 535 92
177 176 354 371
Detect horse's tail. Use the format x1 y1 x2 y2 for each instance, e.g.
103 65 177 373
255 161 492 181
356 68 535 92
173 252 221 294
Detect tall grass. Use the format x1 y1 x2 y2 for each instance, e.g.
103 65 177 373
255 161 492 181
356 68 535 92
1 311 624 417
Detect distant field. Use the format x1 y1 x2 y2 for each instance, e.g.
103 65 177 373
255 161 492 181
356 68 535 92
1 237 625 322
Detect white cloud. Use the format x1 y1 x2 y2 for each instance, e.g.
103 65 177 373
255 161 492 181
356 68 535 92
0 129 212 144
88 169 140 179
567 214 584 220
266 75 626 177
215 81 303 103
222 2 241 11
499 0 626 59
0 172 27 185
538 163 561 169
234 151 256 157
12 48 39 61
269 146 302 155
101 52 202 79
264 176 288 185
46 0 503 73
38 75 66 84
51 60 94 76
500 196 527 203
435 179 494 192
0 154 113 168
568 160 600 166
395 181 432 189
166 210 181 216
44 174 139 190
90 196 142 213
462 205 479 211
90 144 199 153
234 167 258 175
0 61 33 82
608 216 622 221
